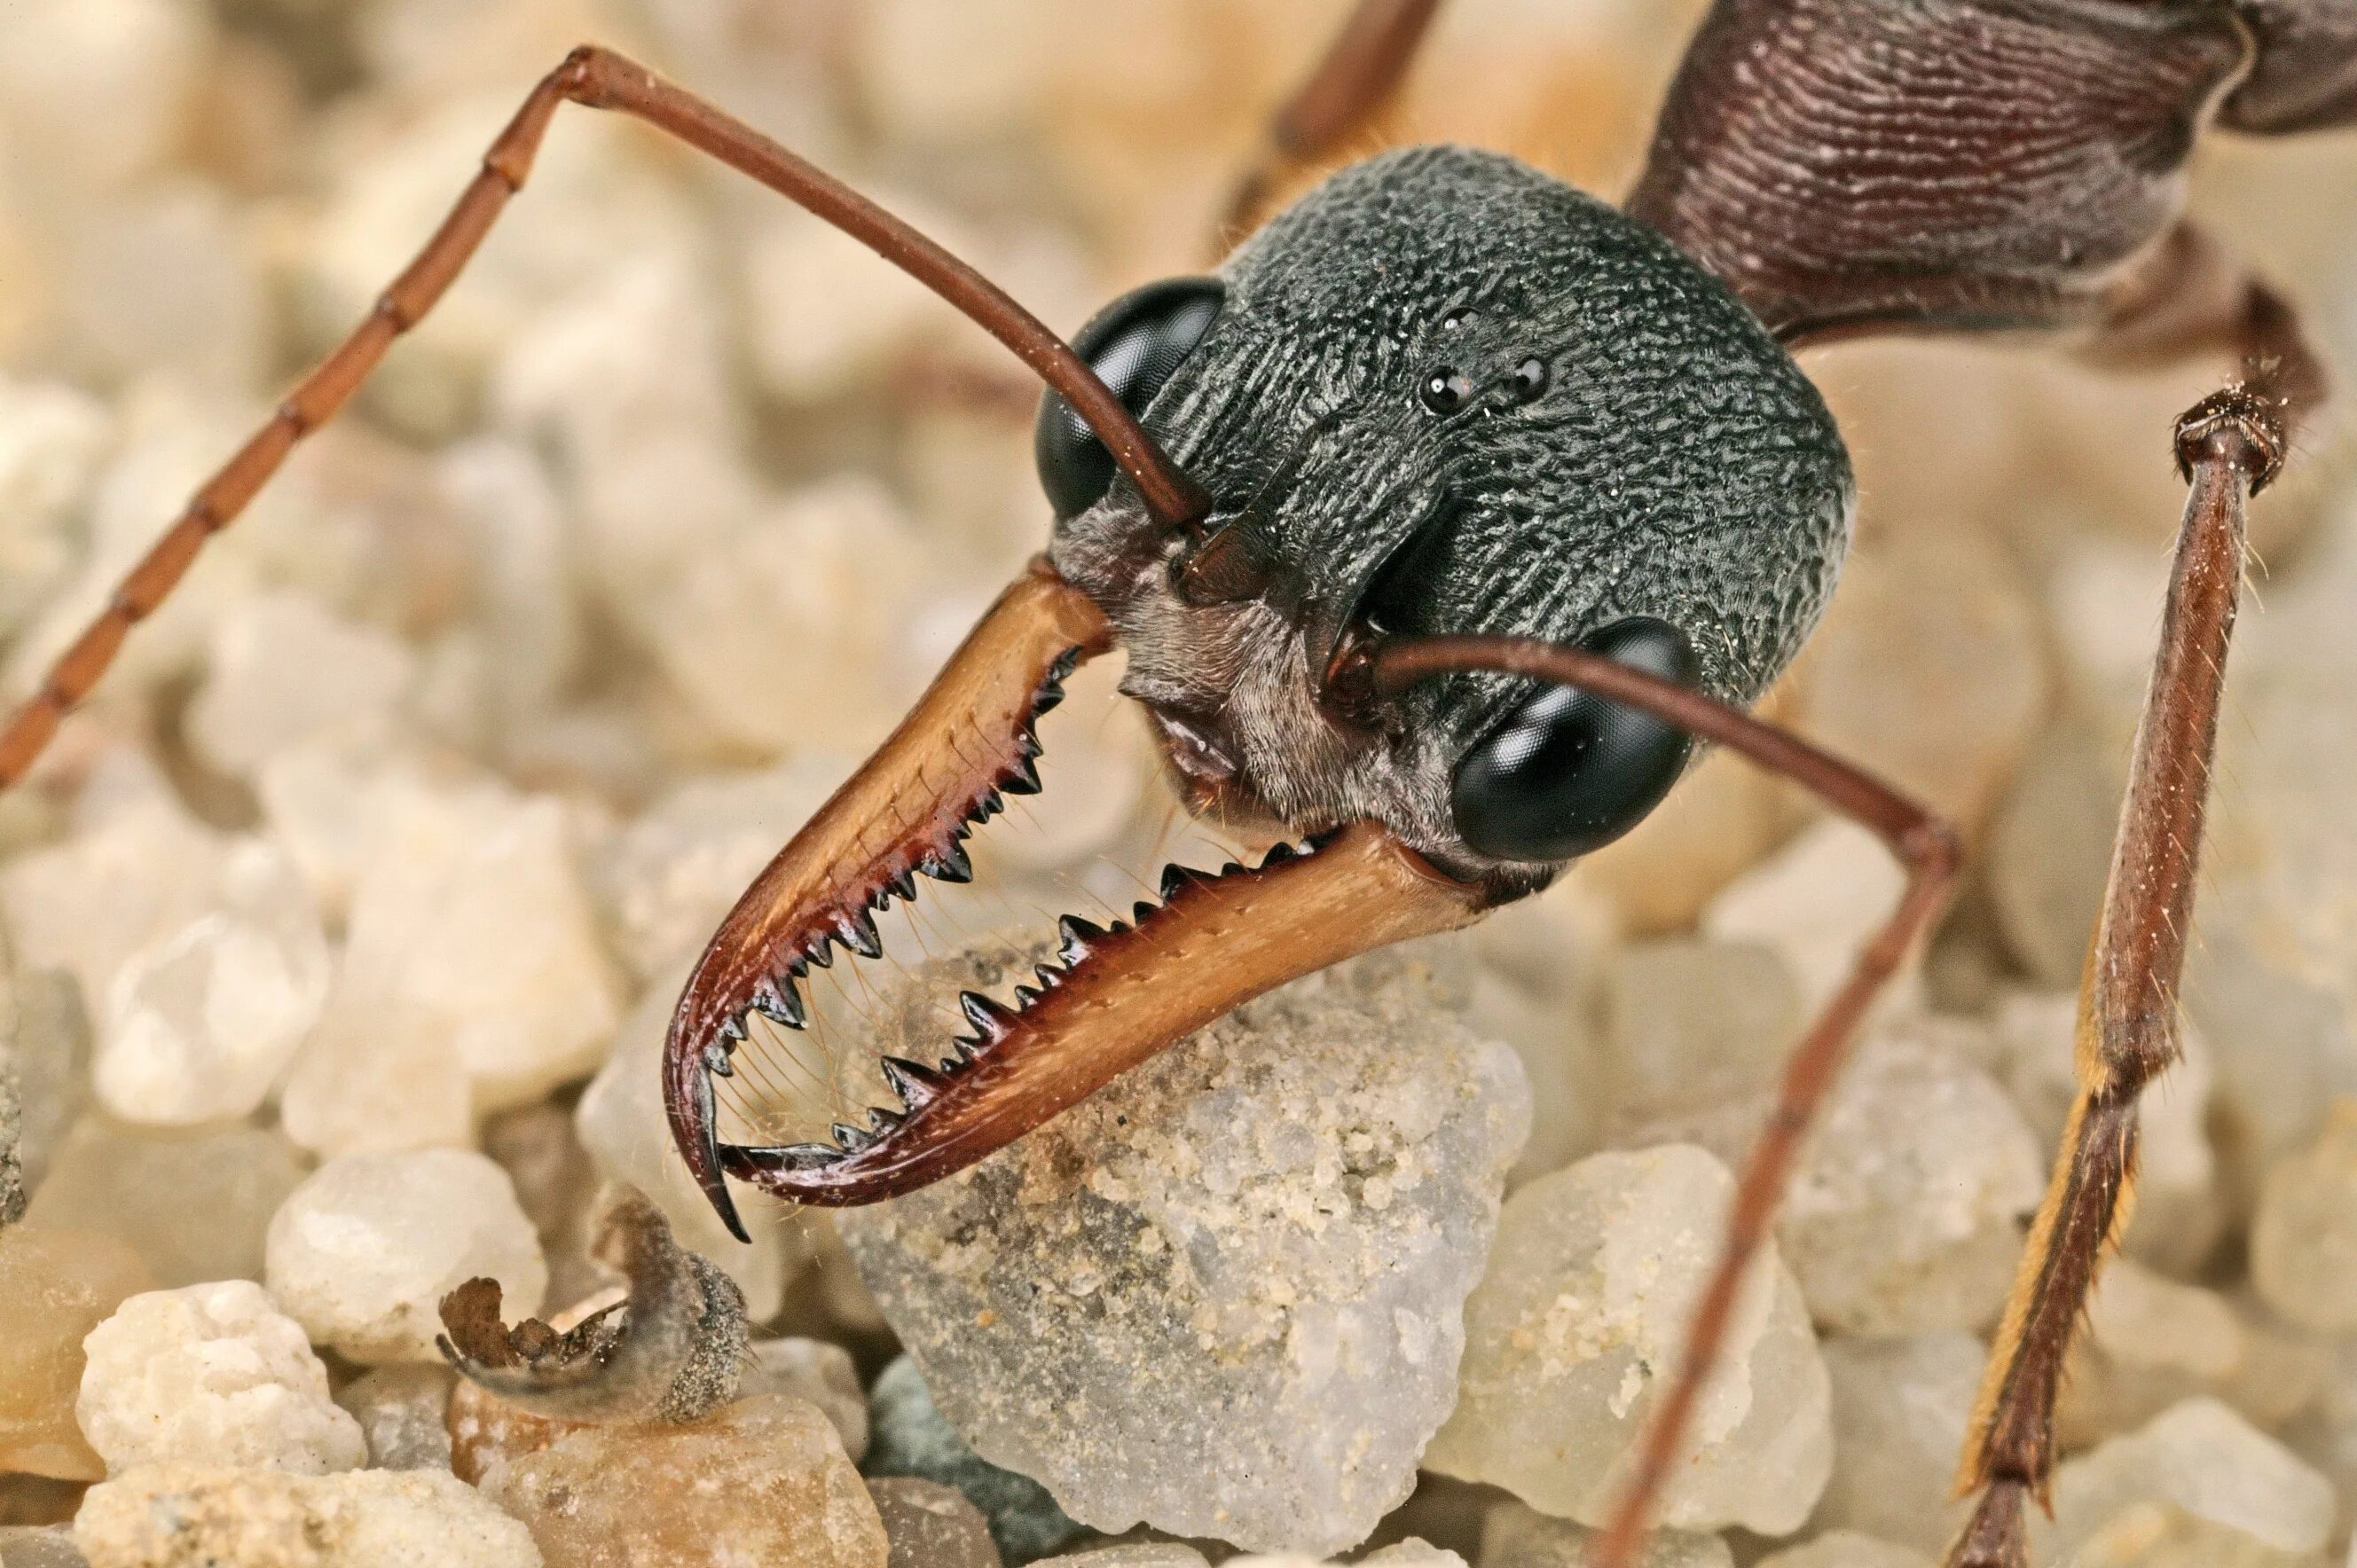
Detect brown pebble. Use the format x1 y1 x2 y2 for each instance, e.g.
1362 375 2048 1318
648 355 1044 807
868 1477 1002 1568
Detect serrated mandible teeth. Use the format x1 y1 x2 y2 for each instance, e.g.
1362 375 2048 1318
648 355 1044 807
878 1055 950 1109
957 990 1017 1042
749 978 804 1029
839 912 884 959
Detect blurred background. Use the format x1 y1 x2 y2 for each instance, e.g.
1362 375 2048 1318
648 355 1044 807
7 0 2357 1559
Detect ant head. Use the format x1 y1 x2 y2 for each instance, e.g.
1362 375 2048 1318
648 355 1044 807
1043 145 1853 894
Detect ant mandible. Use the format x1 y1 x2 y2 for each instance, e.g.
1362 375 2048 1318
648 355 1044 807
1 4 2337 1565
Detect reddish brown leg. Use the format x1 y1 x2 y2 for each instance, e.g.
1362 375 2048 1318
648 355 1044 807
1370 639 1961 1568
0 44 1206 793
1222 0 1444 238
1946 368 2304 1567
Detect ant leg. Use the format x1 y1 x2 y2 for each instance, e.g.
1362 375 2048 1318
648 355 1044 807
1945 360 2314 1568
1368 639 1962 1568
0 45 1204 792
1221 0 1443 238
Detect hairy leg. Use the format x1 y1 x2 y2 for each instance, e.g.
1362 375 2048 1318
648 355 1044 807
0 44 1204 791
1945 365 2306 1566
1222 0 1443 239
1369 638 1960 1568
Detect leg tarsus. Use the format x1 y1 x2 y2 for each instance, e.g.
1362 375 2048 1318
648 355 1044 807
1949 1481 2033 1568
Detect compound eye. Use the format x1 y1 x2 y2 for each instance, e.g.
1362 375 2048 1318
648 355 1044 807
1450 617 1698 863
1034 276 1225 520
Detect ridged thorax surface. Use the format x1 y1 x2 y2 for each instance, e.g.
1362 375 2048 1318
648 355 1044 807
1052 145 1853 884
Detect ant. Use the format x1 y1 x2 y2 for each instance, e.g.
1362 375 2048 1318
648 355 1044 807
0 4 2339 1565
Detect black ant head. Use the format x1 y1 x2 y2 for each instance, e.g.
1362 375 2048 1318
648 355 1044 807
669 147 1854 1225
1043 145 1853 894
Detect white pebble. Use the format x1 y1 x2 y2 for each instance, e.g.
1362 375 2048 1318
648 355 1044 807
185 592 415 780
2251 1102 2357 1333
279 777 621 1153
73 1463 540 1568
264 1149 546 1364
1754 1533 1927 1568
1810 1332 1982 1556
2047 1398 2336 1563
1426 1144 1831 1534
1482 1501 1733 1565
0 374 113 643
1702 819 1913 1017
96 839 330 1127
75 1281 363 1475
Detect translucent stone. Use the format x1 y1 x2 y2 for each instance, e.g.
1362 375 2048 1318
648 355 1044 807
475 1393 889 1568
1032 1549 1209 1568
2063 1504 2330 1566
53 176 269 396
1808 1332 1983 1556
94 841 330 1127
1426 1146 1831 1534
2251 1104 2357 1333
263 1149 546 1363
185 592 415 780
1754 1533 1929 1568
23 1118 306 1288
2046 1399 2335 1564
1609 1016 2043 1337
638 476 934 757
1469 968 1604 1187
868 1477 1002 1568
1480 1502 1732 1566
750 1337 868 1463
594 759 850 981
0 1228 151 1480
72 1464 539 1568
0 764 232 1031
574 978 795 1322
841 945 1530 1556
1598 937 1798 1137
0 1525 85 1568
2057 1261 2248 1449
334 1365 454 1472
1702 819 1914 1017
280 779 622 1152
1794 521 2047 832
0 375 111 646
862 1357 1083 1563
432 437 585 741
0 0 208 190
1770 1023 2042 1336
1362 1546 1472 1568
852 0 1060 145
1985 721 2125 990
75 1281 363 1475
